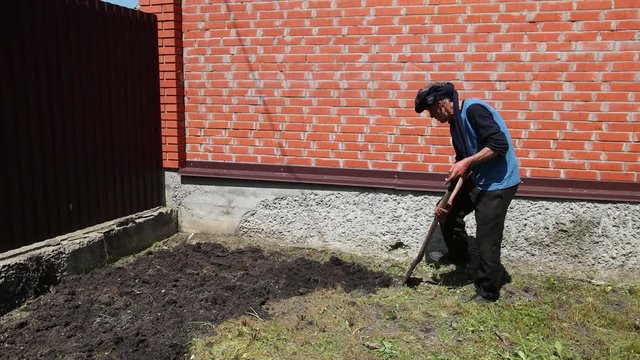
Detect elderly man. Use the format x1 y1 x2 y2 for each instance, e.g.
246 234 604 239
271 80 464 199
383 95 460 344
415 82 520 303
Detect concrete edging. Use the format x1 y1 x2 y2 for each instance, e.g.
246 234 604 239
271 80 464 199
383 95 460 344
0 207 178 316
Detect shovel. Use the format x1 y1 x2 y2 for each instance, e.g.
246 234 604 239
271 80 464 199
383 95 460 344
402 177 465 285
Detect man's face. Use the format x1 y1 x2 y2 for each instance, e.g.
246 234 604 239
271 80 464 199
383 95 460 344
425 100 451 123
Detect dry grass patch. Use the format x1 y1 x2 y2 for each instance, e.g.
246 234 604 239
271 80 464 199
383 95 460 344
188 240 640 360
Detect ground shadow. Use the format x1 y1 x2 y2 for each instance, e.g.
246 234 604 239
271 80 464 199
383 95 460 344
410 234 512 292
0 242 392 359
428 263 512 291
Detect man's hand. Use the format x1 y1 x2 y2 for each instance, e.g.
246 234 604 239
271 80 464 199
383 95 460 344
436 174 467 222
446 147 499 184
434 201 451 221
446 158 471 184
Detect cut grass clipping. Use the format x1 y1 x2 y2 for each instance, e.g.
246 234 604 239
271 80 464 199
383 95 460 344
189 249 640 360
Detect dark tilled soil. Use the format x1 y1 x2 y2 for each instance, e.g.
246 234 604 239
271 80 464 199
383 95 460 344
0 241 392 359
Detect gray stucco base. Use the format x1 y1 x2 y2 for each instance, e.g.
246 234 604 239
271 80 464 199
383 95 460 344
169 171 639 282
0 207 178 315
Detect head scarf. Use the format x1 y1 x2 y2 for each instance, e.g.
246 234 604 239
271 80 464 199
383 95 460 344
414 82 470 159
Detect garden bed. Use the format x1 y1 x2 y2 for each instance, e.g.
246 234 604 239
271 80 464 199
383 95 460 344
0 233 391 359
1 233 638 359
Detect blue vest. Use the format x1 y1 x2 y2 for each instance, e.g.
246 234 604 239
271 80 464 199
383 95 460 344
460 99 521 191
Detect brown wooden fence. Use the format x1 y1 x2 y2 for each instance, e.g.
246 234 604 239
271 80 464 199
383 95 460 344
1 0 163 253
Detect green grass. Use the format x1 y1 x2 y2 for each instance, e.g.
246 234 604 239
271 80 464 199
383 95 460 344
187 241 640 360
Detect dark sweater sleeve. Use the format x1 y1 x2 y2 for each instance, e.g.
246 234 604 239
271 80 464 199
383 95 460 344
466 104 509 156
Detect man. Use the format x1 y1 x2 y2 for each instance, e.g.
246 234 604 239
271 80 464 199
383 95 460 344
414 82 520 303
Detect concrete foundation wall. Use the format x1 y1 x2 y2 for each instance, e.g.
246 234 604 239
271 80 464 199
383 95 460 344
168 171 640 281
0 207 178 316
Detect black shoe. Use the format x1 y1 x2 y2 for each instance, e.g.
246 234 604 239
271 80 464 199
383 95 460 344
469 293 496 304
424 275 442 285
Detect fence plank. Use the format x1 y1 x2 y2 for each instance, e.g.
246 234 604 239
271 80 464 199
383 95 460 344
1 0 163 253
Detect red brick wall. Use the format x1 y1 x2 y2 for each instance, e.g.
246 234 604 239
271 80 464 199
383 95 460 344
142 0 639 182
140 0 185 168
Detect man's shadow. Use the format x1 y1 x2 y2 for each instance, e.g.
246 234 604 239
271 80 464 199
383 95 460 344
431 263 512 288
424 236 512 289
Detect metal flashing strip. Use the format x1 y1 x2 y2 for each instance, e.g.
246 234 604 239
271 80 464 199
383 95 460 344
179 161 640 203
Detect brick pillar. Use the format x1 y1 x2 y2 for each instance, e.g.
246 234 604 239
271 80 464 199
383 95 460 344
139 0 184 169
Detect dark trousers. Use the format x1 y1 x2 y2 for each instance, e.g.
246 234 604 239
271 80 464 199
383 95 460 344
440 180 518 300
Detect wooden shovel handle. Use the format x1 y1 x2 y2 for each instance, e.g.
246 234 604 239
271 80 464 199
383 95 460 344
446 176 465 207
402 177 465 285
